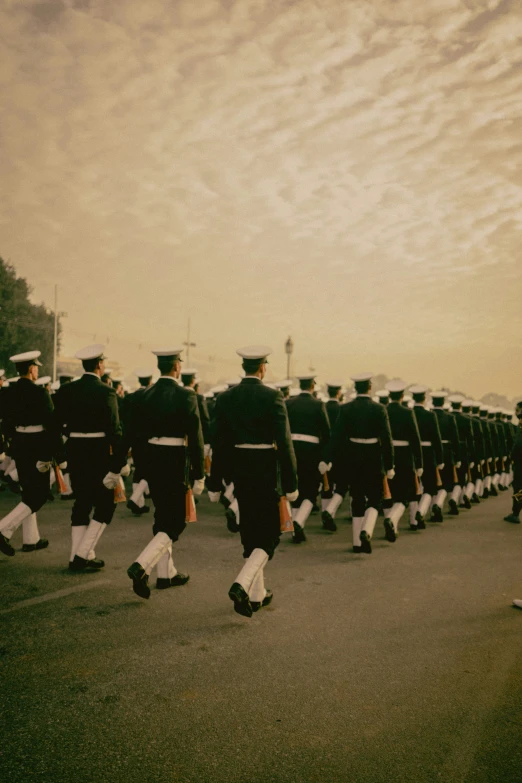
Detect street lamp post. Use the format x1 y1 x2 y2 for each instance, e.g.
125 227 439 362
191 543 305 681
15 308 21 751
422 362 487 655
183 317 196 365
284 336 294 379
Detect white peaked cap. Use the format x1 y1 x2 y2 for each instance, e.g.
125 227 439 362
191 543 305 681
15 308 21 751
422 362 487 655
470 400 482 408
236 345 272 360
210 384 228 394
274 379 293 389
386 379 407 393
296 374 316 381
10 350 42 365
35 376 51 386
326 379 344 388
152 346 184 357
5 376 20 383
402 394 412 401
409 384 428 395
135 368 154 378
461 399 474 407
430 390 448 399
376 389 390 397
350 372 373 382
181 367 198 376
75 344 105 361
448 394 464 403
480 403 490 411
289 388 301 397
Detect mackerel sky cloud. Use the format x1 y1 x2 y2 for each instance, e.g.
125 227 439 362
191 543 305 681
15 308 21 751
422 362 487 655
1 0 521 395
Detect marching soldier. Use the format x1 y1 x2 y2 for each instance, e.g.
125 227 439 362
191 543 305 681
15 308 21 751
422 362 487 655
286 374 331 540
181 368 211 447
274 380 293 400
0 351 64 556
375 389 390 406
506 414 522 524
493 409 508 491
320 380 343 514
126 347 205 599
124 369 154 515
409 386 444 529
328 372 394 554
430 391 461 520
208 346 297 617
478 405 494 497
449 395 475 509
461 400 483 503
54 344 126 571
382 380 422 541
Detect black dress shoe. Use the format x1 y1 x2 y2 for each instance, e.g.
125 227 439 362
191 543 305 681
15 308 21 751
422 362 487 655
69 555 105 571
156 573 190 589
22 538 49 552
498 484 507 492
127 562 150 599
504 514 521 524
46 492 55 502
225 508 239 533
430 504 443 523
482 487 490 499
60 494 76 500
448 499 459 516
251 589 273 612
460 496 472 509
292 522 306 544
384 518 396 542
409 524 418 531
360 530 372 553
415 511 426 529
489 485 498 497
126 500 149 515
471 493 480 504
352 545 363 553
228 582 252 618
85 558 104 569
321 511 337 532
0 533 15 557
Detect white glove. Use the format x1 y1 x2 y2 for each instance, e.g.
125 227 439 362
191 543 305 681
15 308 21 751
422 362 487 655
0 452 6 462
36 460 52 473
437 464 444 470
208 491 221 503
58 461 67 470
481 459 485 465
204 444 211 457
318 461 331 475
456 461 462 468
193 478 205 496
487 457 492 462
103 471 121 490
386 469 395 480
286 489 299 503
120 463 131 477
416 468 423 478
469 462 474 469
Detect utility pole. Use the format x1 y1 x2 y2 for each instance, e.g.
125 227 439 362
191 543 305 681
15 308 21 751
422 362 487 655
284 336 294 379
52 285 67 383
183 317 196 365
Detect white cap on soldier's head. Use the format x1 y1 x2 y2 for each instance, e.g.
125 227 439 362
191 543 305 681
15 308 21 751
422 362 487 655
35 376 51 386
386 379 407 393
134 368 154 378
448 394 464 404
296 373 316 381
409 384 428 395
326 379 344 389
461 399 474 409
289 387 301 397
375 389 389 398
275 379 293 389
75 344 105 362
152 346 184 358
430 390 448 399
236 346 272 361
10 350 43 366
181 367 198 377
350 372 373 383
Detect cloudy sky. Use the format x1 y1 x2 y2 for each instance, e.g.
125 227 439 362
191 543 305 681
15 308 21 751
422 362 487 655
1 0 521 395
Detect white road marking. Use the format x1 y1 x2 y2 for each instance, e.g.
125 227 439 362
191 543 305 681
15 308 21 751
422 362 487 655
0 580 112 615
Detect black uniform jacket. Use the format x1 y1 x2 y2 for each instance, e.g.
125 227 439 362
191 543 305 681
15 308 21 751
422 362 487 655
469 416 485 465
129 377 204 481
54 373 124 472
325 399 341 430
452 410 474 464
208 377 297 495
286 393 331 448
433 407 460 464
2 377 63 462
196 392 211 444
479 415 493 464
387 401 423 470
327 396 394 474
412 405 444 466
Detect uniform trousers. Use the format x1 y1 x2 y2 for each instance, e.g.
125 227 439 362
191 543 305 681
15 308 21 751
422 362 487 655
231 450 281 559
343 444 384 517
144 444 188 542
67 438 116 527
12 432 51 513
387 447 417 503
420 446 439 496
291 442 321 507
439 445 457 491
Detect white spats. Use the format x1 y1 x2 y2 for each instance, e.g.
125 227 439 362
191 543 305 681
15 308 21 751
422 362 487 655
156 545 177 580
75 520 107 561
294 499 313 529
250 570 267 603
388 502 405 531
484 476 492 490
321 498 330 512
0 502 32 539
418 493 432 518
450 486 461 503
352 517 363 547
465 482 475 499
362 507 378 538
229 498 239 517
475 479 483 497
224 482 235 503
136 532 172 575
235 548 269 595
22 514 40 546
434 489 447 508
70 526 87 562
130 479 149 508
326 493 344 518
409 501 419 526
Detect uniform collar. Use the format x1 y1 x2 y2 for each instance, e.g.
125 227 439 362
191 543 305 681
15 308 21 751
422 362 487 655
241 377 262 384
158 376 178 382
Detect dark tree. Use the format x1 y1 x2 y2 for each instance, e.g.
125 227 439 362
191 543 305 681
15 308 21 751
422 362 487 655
0 258 59 376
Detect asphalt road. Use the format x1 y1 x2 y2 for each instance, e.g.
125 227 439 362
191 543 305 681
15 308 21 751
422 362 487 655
1 486 522 783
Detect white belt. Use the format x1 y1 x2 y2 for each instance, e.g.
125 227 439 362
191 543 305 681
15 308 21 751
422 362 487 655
441 439 450 444
421 441 432 447
350 437 378 444
291 434 320 444
15 425 44 433
392 440 409 447
148 437 185 446
235 443 274 450
69 432 106 438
